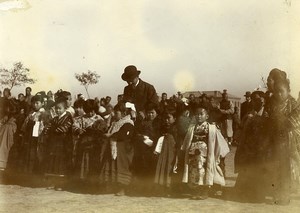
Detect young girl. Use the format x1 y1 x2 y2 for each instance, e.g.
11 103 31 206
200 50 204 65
102 103 134 196
44 96 73 190
154 110 178 196
181 106 230 200
20 94 48 174
73 99 107 182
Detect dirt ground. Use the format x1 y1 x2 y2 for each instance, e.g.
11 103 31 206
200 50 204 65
1 147 300 213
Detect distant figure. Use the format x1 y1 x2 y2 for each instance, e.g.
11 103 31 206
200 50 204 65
122 65 159 120
159 92 169 113
24 87 33 106
240 91 252 120
219 90 234 144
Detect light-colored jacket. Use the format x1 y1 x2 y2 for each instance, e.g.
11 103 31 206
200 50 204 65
181 123 230 186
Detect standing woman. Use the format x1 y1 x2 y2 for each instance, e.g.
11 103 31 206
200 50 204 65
0 101 17 171
268 78 300 205
102 102 135 196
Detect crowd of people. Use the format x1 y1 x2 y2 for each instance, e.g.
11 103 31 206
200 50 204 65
0 65 299 205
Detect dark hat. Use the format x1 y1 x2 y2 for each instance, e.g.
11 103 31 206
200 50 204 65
121 65 141 81
244 91 251 97
251 91 265 99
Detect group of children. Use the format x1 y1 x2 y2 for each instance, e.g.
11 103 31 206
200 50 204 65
0 89 230 200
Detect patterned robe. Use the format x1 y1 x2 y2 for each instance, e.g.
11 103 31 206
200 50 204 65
72 114 107 179
268 95 300 197
182 122 230 186
20 108 48 174
0 117 17 169
44 112 73 177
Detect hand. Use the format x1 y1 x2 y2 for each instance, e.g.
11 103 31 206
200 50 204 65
104 133 112 138
78 128 86 135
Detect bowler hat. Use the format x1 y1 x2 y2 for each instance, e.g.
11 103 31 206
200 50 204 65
244 91 251 97
121 65 141 81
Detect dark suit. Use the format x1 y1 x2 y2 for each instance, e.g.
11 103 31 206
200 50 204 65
241 101 252 120
123 79 158 112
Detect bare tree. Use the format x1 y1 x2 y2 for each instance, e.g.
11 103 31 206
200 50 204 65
0 62 36 90
75 70 100 98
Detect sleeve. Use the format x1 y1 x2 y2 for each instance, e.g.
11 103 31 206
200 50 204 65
220 101 234 115
111 123 134 142
55 116 73 133
72 117 83 135
147 84 159 106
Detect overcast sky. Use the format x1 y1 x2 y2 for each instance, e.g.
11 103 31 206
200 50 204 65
0 0 299 102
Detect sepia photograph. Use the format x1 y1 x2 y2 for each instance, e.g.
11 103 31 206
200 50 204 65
0 0 300 212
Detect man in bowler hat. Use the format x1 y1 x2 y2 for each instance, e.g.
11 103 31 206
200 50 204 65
121 65 159 120
241 91 253 120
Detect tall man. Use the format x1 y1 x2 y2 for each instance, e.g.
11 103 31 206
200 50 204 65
122 65 159 120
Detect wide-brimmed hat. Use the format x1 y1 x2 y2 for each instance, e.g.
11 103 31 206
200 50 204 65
121 65 141 81
244 91 251 97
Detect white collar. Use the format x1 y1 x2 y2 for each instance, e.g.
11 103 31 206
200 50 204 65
257 107 264 116
135 79 140 87
59 111 67 119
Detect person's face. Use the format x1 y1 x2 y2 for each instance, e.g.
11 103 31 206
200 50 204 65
164 114 176 127
47 92 53 99
195 108 209 124
117 96 123 102
126 76 139 86
189 95 195 101
86 110 95 118
162 94 167 101
114 111 122 121
26 88 31 96
55 103 66 116
147 109 158 121
274 84 289 103
267 76 275 92
106 97 111 104
75 107 85 116
252 96 265 112
66 95 72 107
33 101 43 111
4 90 10 98
246 96 251 102
18 94 25 101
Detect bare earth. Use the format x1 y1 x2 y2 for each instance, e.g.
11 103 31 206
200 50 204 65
1 148 300 213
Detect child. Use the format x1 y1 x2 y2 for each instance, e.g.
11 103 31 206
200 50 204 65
73 99 85 118
20 93 48 174
181 106 230 200
133 103 161 193
73 99 107 182
43 96 73 190
102 103 135 196
154 110 178 196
